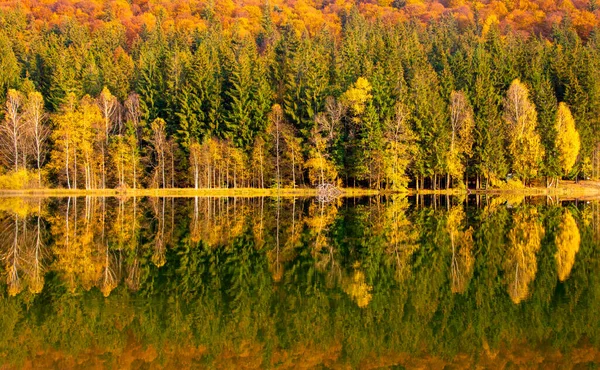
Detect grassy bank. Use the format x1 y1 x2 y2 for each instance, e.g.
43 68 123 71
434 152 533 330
0 187 381 198
0 181 599 198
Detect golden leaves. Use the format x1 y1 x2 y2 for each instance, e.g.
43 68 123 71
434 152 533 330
503 79 544 182
343 263 373 308
555 102 580 175
446 207 474 294
504 208 544 304
341 77 373 117
555 210 580 282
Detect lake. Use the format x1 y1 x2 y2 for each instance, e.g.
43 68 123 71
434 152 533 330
0 195 599 368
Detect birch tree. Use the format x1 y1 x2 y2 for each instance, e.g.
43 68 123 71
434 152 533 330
151 118 168 189
448 90 474 188
1 89 25 172
24 91 49 187
268 104 284 190
383 102 416 190
98 87 117 188
189 141 202 189
555 102 580 181
503 80 544 185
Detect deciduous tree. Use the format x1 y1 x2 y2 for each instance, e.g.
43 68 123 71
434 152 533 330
503 79 544 185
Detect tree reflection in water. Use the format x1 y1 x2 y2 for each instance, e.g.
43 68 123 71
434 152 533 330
0 195 597 368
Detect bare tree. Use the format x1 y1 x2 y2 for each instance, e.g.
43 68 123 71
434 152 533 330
151 118 167 189
24 91 49 187
268 104 284 190
125 93 142 144
98 87 117 189
316 97 345 147
449 90 475 189
1 89 25 172
190 141 202 189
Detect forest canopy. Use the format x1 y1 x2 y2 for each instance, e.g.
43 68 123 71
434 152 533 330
0 1 599 190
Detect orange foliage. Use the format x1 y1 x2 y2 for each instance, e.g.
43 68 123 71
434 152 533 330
1 0 597 43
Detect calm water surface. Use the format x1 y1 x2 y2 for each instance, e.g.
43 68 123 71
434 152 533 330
1 195 600 368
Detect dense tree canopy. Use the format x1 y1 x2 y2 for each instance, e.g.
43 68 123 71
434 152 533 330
0 3 598 190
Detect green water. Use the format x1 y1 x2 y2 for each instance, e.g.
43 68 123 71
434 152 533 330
1 195 599 368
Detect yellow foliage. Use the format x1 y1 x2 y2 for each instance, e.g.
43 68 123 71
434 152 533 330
555 210 580 281
341 77 372 117
343 263 372 308
504 208 544 304
555 102 580 175
304 155 338 186
384 196 419 281
446 206 474 294
0 170 39 189
504 79 544 182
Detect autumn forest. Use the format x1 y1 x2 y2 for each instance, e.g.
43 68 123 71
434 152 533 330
1 0 600 191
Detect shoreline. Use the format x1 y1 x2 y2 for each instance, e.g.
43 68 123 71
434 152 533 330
0 181 599 198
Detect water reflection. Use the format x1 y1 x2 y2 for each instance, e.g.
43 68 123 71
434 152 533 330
0 195 598 367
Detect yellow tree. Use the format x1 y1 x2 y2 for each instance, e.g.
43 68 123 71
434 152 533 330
50 93 78 189
78 96 102 190
228 144 247 188
448 91 475 188
282 124 303 188
555 102 580 182
267 104 284 189
189 140 202 189
150 118 168 188
341 77 372 118
110 136 132 189
383 103 416 190
503 80 544 185
555 210 580 281
251 137 266 188
97 87 117 189
306 126 338 186
23 91 49 187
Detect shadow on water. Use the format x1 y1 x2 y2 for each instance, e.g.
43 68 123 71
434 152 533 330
0 194 599 367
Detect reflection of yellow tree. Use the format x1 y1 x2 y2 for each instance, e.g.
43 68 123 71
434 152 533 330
307 201 340 283
126 197 141 291
267 199 306 282
555 211 580 282
343 262 372 308
24 200 47 294
192 197 247 247
446 206 474 294
99 245 117 297
384 196 418 282
3 214 23 296
504 208 544 304
50 197 103 293
151 197 167 267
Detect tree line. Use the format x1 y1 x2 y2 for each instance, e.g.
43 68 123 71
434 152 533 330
1 8 599 190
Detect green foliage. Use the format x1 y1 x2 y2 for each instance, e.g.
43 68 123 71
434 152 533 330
0 9 599 190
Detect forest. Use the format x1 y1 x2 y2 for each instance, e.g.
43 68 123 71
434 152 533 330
1 0 600 190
